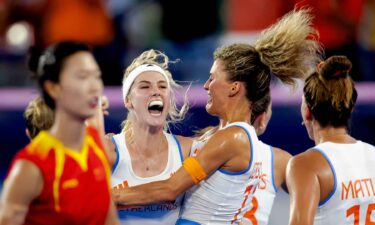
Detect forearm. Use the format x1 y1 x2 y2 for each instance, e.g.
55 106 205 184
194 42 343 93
105 201 119 225
0 203 28 225
112 180 177 206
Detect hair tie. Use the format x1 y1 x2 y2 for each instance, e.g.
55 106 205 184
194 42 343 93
37 51 56 76
333 70 342 77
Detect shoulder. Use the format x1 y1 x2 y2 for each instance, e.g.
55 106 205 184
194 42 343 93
218 126 250 143
104 133 116 150
86 126 100 139
286 149 335 209
272 147 292 190
286 150 325 192
5 159 44 194
205 126 250 155
2 159 44 208
273 147 292 169
287 149 327 178
288 150 321 167
103 133 117 167
18 134 56 165
361 141 375 150
194 126 252 173
175 135 193 159
8 159 42 180
86 126 105 149
175 135 192 145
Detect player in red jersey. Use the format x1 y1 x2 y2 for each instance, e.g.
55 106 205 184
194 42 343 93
0 41 118 225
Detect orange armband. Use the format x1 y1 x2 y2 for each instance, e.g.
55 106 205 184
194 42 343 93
183 157 207 184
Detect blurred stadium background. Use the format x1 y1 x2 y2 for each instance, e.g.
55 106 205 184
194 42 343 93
0 0 374 224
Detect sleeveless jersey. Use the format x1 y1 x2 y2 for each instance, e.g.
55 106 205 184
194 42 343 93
242 141 277 225
7 127 111 225
178 122 263 225
111 131 184 225
312 141 375 225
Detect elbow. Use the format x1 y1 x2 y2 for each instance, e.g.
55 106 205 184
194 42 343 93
162 193 176 203
289 217 313 225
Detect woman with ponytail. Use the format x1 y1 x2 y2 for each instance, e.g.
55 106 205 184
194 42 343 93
112 8 321 225
286 56 375 225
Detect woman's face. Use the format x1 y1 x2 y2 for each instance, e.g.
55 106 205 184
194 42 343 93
126 71 171 127
204 59 232 116
54 51 103 120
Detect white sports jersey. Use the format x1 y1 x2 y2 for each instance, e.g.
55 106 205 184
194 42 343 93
111 131 184 225
312 141 375 225
178 122 263 225
242 141 277 225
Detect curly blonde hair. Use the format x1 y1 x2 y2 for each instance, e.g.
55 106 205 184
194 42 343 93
24 96 54 138
121 49 189 134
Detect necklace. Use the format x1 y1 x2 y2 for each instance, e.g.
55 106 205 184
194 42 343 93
125 131 168 174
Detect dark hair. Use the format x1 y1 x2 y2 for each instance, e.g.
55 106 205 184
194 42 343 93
303 56 358 128
28 41 91 109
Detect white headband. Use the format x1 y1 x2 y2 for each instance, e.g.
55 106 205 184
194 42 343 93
122 64 170 101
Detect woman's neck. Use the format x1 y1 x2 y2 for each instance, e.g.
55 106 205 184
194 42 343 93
219 102 251 127
125 124 169 177
49 110 86 152
126 124 166 155
313 125 356 145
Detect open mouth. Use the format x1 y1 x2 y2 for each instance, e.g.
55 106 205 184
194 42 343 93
89 96 99 108
206 94 212 104
148 100 164 115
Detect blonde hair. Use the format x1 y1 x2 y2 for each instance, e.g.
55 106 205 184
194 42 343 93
304 56 357 128
214 8 322 108
121 49 189 134
24 96 54 138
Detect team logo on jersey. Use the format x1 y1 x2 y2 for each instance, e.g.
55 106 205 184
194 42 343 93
62 178 79 189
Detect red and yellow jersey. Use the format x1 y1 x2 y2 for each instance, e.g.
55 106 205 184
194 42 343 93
10 127 111 225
